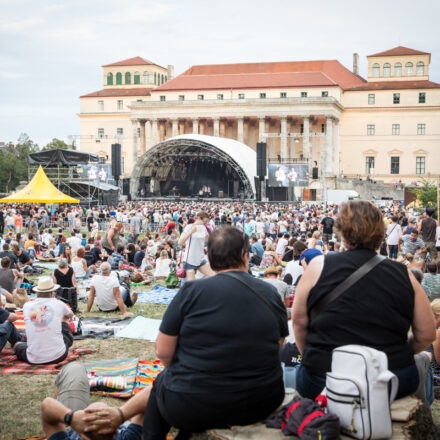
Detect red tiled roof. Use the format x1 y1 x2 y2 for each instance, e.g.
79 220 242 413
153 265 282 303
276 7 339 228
154 60 367 92
80 88 152 98
368 46 430 57
102 57 165 68
345 80 440 91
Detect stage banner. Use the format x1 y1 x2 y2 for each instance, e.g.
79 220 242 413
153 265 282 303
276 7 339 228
267 164 309 187
78 164 113 184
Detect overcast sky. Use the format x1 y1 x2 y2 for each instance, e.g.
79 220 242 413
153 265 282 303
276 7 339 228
1 0 439 148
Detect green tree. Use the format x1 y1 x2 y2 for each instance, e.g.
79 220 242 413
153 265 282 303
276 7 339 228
42 138 75 151
410 178 438 217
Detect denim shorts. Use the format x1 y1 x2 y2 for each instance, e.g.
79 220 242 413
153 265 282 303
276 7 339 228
48 423 142 440
183 259 208 271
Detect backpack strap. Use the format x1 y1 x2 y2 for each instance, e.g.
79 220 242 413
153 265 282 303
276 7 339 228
310 254 386 320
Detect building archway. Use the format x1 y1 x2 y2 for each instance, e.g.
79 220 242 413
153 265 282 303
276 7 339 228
131 134 256 199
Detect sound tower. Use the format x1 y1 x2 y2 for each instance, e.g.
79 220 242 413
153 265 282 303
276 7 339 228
111 143 122 182
256 142 267 181
312 167 318 179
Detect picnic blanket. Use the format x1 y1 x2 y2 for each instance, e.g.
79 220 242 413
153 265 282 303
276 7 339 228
0 347 95 374
136 285 179 304
114 316 161 342
133 360 164 395
84 358 138 398
36 261 59 271
12 311 25 331
76 316 134 340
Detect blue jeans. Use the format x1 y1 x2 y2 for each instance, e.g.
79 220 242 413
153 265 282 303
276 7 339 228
76 268 94 279
48 424 142 440
296 363 419 400
388 244 398 259
0 321 23 351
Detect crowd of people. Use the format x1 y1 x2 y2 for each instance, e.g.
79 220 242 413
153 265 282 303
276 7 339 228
0 199 440 439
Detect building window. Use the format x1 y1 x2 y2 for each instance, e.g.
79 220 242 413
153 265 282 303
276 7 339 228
217 94 224 100
392 124 400 135
393 93 400 104
368 93 375 104
143 71 149 84
321 91 328 97
383 63 391 77
321 123 325 133
116 72 122 85
98 100 104 111
161 74 164 85
154 72 156 85
416 156 425 174
417 123 426 135
367 124 375 135
98 128 104 138
178 95 185 101
372 63 380 77
125 72 131 84
394 62 402 76
117 100 123 110
137 128 141 137
300 124 304 134
280 92 287 98
160 95 166 102
417 61 425 76
390 156 400 174
405 62 413 76
107 72 113 85
198 94 204 100
165 76 167 82
238 93 245 99
260 93 266 99
134 71 140 84
117 128 123 135
365 156 375 174
419 92 426 103
301 91 308 98
98 156 106 164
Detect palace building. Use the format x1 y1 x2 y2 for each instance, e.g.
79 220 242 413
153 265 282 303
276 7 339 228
79 46 440 193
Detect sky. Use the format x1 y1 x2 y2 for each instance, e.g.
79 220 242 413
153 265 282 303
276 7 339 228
1 0 439 148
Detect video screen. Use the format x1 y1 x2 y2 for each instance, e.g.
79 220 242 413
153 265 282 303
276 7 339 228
267 164 309 187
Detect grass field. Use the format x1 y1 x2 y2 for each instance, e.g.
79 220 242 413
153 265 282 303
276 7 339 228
1 274 439 439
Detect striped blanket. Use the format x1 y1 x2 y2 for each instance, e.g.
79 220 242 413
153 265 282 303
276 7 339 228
84 358 138 398
0 347 95 374
133 360 164 395
12 311 25 332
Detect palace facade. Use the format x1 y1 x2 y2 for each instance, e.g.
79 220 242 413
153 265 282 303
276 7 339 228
79 47 440 184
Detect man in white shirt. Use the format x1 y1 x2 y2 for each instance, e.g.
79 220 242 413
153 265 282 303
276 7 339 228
87 263 134 316
275 234 289 256
386 215 402 260
67 232 82 255
14 277 73 364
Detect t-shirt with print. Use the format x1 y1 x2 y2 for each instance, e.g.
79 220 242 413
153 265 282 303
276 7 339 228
159 270 288 394
91 274 120 311
182 224 208 266
23 297 70 364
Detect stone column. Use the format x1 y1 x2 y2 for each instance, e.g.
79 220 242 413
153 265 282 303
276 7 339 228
192 118 199 134
179 119 185 135
325 116 333 175
151 118 157 147
280 116 287 160
213 117 220 137
333 119 340 176
258 117 265 141
312 123 318 165
237 117 244 143
140 120 146 153
171 119 178 137
131 119 139 169
302 116 310 160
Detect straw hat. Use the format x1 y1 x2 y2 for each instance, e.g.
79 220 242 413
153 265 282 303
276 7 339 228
32 276 60 293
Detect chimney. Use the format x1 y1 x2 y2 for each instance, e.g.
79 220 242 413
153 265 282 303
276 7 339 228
353 53 359 75
167 64 174 81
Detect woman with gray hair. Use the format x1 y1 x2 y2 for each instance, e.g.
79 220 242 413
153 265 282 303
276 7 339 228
53 258 77 291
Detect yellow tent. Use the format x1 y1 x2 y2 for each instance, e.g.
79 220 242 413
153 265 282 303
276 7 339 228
0 166 79 204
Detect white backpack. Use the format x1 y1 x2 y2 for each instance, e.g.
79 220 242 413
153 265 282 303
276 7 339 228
325 345 398 439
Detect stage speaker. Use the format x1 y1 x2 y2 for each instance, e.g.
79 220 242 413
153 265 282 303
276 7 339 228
256 142 267 181
122 178 130 195
111 143 122 179
312 167 318 179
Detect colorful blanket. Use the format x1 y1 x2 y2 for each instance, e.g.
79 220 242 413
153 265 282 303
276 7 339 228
133 360 164 395
84 358 138 398
12 311 25 331
136 285 179 304
0 347 95 374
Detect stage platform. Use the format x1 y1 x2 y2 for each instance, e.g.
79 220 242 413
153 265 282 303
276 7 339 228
133 196 301 204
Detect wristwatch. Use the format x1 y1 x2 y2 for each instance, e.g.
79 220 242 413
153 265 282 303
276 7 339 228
64 410 75 426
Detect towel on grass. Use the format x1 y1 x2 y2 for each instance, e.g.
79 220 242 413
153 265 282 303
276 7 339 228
36 261 59 270
0 347 95 374
84 358 138 398
133 360 164 394
136 285 178 305
114 316 161 342
75 316 134 340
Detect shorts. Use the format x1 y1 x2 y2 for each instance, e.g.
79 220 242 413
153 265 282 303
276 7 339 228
48 424 142 440
15 322 73 364
183 259 208 271
322 233 332 245
388 244 398 259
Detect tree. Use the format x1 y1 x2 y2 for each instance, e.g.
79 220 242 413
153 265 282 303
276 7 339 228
42 138 75 151
410 178 437 217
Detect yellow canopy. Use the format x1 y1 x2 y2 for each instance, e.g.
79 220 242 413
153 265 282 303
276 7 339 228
0 166 79 204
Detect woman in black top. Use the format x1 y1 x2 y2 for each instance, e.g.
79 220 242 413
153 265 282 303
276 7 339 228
293 200 436 400
53 258 77 290
126 243 136 265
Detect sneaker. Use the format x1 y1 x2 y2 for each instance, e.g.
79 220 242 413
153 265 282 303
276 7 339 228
131 292 138 306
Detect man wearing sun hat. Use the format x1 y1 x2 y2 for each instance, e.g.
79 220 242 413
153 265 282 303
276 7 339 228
14 276 74 364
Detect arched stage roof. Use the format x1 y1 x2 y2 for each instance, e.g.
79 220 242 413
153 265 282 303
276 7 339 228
131 134 257 197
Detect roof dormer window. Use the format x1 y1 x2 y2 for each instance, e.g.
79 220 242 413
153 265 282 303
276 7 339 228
383 63 391 77
416 62 425 76
405 62 413 76
394 63 402 76
372 63 380 77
